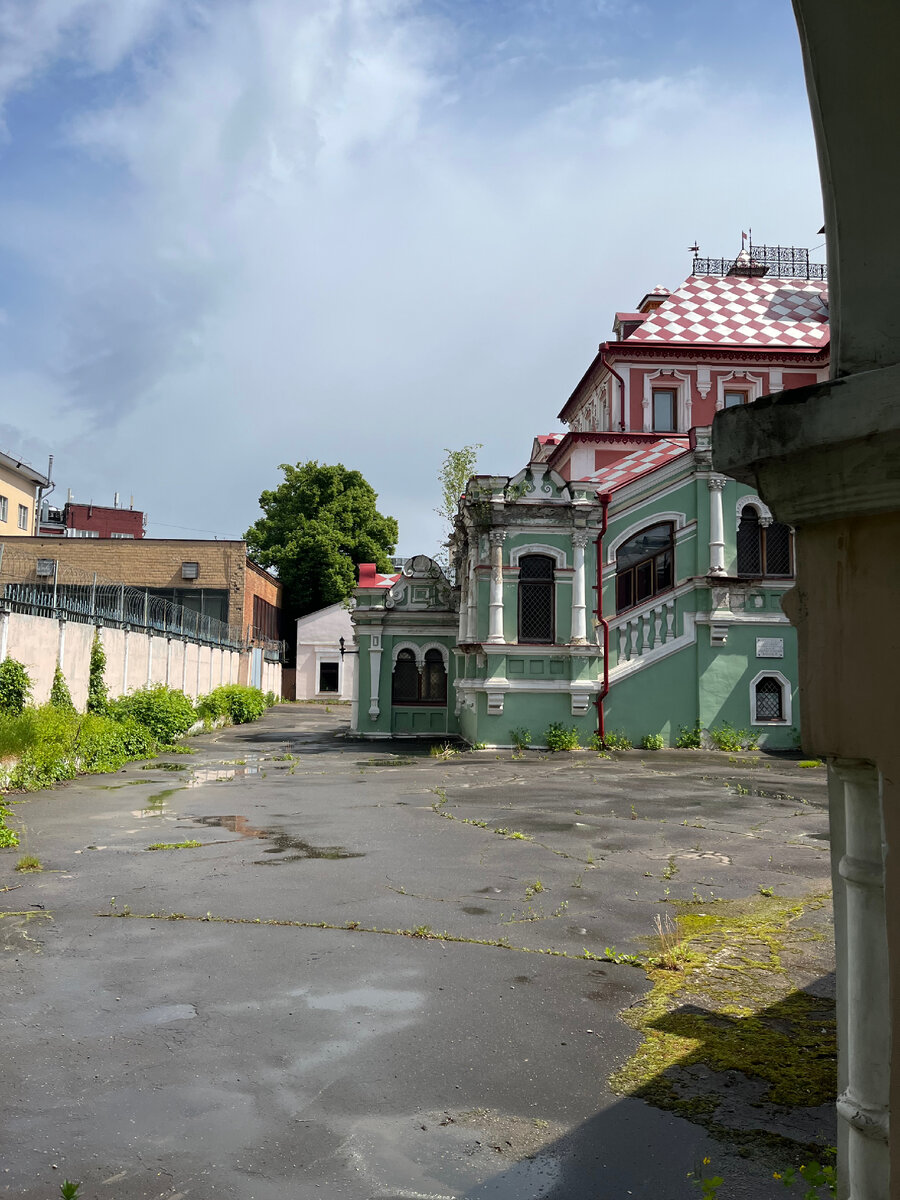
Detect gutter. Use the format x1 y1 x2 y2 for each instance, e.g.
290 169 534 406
598 346 628 431
594 493 610 743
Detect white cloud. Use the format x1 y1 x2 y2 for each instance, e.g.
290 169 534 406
0 0 822 555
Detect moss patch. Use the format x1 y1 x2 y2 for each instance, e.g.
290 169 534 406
609 893 836 1160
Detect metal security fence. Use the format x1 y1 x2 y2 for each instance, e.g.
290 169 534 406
0 545 284 658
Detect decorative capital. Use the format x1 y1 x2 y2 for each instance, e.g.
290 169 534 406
572 531 590 549
489 530 507 546
708 476 727 492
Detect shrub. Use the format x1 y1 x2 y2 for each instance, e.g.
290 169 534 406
602 731 632 751
510 727 532 752
709 722 759 752
0 802 18 847
198 685 267 726
545 722 580 751
87 631 108 715
50 666 75 712
109 685 196 743
640 733 665 751
6 706 159 791
264 690 277 707
0 658 32 716
675 722 703 749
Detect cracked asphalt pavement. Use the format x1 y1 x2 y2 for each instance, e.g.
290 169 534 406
1 705 834 1199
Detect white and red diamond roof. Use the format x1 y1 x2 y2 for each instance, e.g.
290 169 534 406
580 438 690 490
627 274 828 349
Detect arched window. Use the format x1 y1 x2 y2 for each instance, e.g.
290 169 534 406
518 554 554 643
391 648 448 705
737 506 793 577
615 522 674 613
421 648 447 704
755 676 784 721
392 649 419 703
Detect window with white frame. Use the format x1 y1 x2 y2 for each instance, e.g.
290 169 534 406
391 648 447 705
615 522 674 613
749 670 792 725
723 390 747 409
17 504 28 530
318 661 339 693
652 388 677 432
737 506 793 577
518 554 555 643
0 496 7 521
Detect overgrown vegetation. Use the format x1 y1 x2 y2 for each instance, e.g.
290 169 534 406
49 665 75 712
15 854 42 872
602 730 633 751
544 723 580 751
87 631 109 714
195 684 267 726
709 722 760 752
675 722 703 749
109 685 197 743
0 657 31 715
510 727 532 752
640 733 665 751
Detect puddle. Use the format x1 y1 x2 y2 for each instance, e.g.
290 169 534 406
461 906 489 916
132 787 184 818
355 757 417 767
187 765 261 787
190 815 363 864
141 762 188 772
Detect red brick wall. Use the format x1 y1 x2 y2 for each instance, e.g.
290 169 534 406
66 504 145 538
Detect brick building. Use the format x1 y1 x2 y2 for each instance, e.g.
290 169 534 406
39 494 146 538
9 537 284 649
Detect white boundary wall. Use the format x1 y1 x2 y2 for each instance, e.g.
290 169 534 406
0 610 281 708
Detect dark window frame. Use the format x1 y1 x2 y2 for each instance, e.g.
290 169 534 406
318 661 340 694
615 522 675 614
391 647 448 706
736 506 794 578
754 675 784 721
517 554 555 644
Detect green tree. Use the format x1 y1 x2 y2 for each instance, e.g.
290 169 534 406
435 444 481 562
244 462 398 617
87 631 109 715
50 665 75 711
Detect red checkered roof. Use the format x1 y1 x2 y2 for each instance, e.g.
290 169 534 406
627 275 828 349
578 438 690 490
357 563 402 588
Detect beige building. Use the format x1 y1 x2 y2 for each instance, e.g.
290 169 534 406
0 450 51 537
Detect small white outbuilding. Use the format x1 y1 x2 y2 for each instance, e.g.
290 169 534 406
294 602 356 701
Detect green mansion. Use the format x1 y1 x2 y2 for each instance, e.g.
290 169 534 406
351 244 829 748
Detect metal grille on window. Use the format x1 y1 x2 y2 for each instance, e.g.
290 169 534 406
421 649 447 703
392 650 419 703
737 508 762 575
764 523 792 576
518 555 554 643
755 677 783 721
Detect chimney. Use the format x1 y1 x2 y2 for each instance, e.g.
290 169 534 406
67 488 73 503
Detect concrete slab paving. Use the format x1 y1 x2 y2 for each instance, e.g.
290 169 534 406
1 705 834 1198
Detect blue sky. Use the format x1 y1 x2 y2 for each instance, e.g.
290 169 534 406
0 0 822 555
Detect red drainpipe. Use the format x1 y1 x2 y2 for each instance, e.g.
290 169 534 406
594 492 610 742
599 345 628 431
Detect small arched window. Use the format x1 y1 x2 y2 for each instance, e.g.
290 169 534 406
737 506 793 577
615 523 674 613
392 649 419 704
518 555 555 643
755 676 784 721
421 649 447 704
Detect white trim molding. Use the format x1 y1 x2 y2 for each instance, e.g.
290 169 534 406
418 641 450 669
749 668 793 726
716 369 766 412
509 542 568 569
605 511 687 565
736 493 774 527
643 369 693 433
391 640 423 668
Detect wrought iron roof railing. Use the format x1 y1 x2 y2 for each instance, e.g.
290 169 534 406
692 244 827 281
0 544 284 658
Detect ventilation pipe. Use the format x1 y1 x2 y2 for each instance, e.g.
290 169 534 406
598 345 628 431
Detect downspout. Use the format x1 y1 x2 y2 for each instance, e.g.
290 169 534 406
598 346 627 431
594 493 610 743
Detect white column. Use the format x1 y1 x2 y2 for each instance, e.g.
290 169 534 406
122 626 130 694
182 640 188 692
831 760 890 1200
0 603 9 663
466 558 477 642
368 632 382 720
457 564 468 643
486 531 506 644
57 614 66 671
708 476 727 575
147 633 153 684
570 532 589 644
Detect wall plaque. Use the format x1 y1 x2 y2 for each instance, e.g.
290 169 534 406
756 637 784 658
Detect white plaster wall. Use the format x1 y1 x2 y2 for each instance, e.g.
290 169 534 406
1 611 282 708
295 603 355 700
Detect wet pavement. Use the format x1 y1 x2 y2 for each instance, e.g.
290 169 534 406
1 705 833 1199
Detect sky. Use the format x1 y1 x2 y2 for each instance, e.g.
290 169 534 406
0 0 824 558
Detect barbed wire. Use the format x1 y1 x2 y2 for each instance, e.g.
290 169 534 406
0 545 283 655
